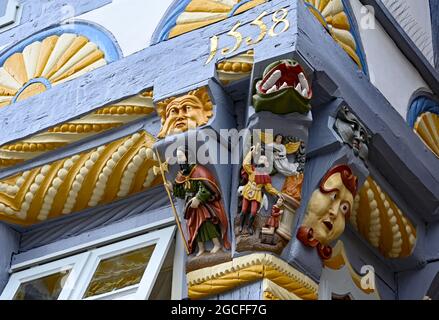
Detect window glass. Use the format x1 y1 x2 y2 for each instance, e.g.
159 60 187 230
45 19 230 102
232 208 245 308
13 270 70 300
83 245 156 298
0 1 7 17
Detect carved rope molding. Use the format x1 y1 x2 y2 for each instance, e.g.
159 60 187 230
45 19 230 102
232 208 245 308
186 253 319 300
0 131 161 225
262 279 303 300
0 91 154 169
381 0 434 65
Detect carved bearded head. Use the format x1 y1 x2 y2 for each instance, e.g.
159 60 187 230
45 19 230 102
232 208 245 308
157 87 213 138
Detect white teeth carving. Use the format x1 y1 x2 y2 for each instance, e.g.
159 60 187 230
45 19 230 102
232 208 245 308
298 73 309 92
262 70 281 90
266 85 278 94
279 82 288 90
302 88 308 98
295 83 302 93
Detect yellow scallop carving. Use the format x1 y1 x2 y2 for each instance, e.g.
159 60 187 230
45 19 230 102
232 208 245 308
0 131 161 226
304 0 362 68
0 33 107 108
414 112 439 158
350 177 417 259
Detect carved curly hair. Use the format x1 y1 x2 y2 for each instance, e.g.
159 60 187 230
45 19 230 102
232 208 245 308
319 164 358 197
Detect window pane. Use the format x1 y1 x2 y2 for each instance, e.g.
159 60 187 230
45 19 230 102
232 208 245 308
13 270 70 300
84 245 156 298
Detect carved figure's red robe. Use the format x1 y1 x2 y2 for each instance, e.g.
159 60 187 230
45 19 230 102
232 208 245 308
175 165 231 253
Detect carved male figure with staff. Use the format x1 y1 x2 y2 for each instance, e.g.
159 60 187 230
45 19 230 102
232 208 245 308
165 146 231 257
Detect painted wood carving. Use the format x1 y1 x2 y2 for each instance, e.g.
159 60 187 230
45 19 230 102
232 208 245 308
164 146 231 272
253 60 312 114
297 165 358 260
156 87 213 138
0 33 108 108
334 105 371 161
235 134 306 255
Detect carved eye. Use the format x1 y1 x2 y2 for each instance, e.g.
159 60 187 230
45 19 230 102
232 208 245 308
330 192 337 201
340 203 350 215
291 60 298 67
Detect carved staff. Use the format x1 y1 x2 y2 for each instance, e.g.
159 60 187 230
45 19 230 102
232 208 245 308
153 149 190 255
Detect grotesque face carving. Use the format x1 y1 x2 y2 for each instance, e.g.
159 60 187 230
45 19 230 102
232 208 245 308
157 87 213 138
297 165 357 259
334 106 371 160
253 59 312 115
303 173 354 245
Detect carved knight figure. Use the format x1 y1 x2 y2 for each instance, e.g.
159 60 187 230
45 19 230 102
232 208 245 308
297 165 358 260
157 87 213 138
238 144 281 235
167 147 231 256
334 105 371 161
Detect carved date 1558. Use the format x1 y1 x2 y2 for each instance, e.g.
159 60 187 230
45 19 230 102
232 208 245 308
206 8 290 65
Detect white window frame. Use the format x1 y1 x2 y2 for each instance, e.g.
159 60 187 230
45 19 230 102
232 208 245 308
70 226 175 300
0 252 91 300
1 225 176 300
0 0 21 30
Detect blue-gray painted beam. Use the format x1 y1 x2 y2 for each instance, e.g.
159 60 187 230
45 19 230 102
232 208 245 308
397 260 439 299
342 228 397 299
0 0 112 49
296 3 439 221
2 0 437 225
0 0 296 146
430 0 439 70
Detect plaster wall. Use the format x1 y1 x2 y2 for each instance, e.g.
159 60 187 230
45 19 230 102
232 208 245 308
351 0 430 118
76 0 174 57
